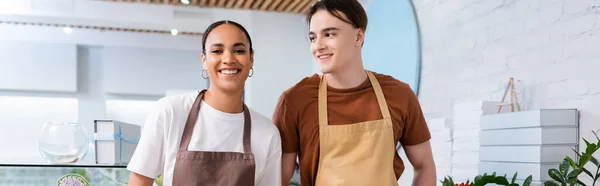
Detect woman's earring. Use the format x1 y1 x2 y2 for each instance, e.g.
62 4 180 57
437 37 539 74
202 69 209 79
248 68 254 77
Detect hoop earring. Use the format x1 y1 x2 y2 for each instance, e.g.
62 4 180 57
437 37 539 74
248 68 254 77
201 69 209 79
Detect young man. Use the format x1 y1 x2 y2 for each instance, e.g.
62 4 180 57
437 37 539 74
272 0 436 185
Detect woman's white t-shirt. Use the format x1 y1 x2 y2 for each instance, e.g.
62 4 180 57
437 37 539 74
127 92 282 186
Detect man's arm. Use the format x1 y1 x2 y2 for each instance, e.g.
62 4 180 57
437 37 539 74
272 93 301 186
282 152 298 185
404 141 436 186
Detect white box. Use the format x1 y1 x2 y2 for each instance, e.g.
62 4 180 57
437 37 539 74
451 166 479 182
436 166 452 179
452 111 485 126
431 141 452 153
94 120 141 165
453 128 479 140
429 118 453 132
452 151 479 165
479 145 576 163
434 153 452 166
480 127 578 146
431 130 453 142
480 109 578 130
452 138 479 152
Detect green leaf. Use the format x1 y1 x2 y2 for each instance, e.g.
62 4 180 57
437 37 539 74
523 175 532 186
544 181 560 186
568 169 582 179
560 159 571 177
493 176 509 185
567 176 578 185
566 169 581 185
584 138 592 147
474 175 482 182
565 156 577 169
548 169 564 182
511 172 518 184
577 180 588 186
582 167 594 178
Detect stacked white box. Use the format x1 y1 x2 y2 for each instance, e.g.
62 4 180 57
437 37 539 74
478 109 579 183
428 118 453 182
450 100 505 182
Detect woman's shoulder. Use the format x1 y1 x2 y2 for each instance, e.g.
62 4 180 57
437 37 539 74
246 108 281 143
153 91 199 114
247 108 279 134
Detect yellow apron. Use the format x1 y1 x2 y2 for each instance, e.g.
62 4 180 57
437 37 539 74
315 71 399 186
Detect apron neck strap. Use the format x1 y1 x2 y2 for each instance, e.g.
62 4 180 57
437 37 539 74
179 90 253 154
318 71 391 127
366 71 391 119
242 104 252 153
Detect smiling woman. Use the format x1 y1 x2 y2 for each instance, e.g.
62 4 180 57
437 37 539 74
126 20 282 186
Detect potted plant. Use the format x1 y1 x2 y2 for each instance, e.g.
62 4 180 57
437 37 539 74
545 131 600 186
441 172 533 186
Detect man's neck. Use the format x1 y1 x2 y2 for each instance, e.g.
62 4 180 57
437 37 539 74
203 88 244 114
324 60 368 89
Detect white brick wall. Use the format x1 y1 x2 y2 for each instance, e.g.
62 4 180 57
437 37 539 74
414 0 600 183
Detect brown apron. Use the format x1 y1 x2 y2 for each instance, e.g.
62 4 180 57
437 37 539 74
315 71 399 186
172 90 256 186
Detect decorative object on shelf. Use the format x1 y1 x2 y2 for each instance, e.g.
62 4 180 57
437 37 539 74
497 77 521 113
38 122 90 164
545 130 600 186
94 120 141 165
441 172 533 186
56 173 92 186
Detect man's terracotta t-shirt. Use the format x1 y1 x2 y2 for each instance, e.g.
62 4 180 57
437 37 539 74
272 72 432 186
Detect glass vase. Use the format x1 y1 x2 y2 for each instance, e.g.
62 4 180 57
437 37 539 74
38 122 90 164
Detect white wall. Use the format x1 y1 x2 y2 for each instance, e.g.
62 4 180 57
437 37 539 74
247 11 314 117
0 41 78 92
414 0 600 184
102 46 206 96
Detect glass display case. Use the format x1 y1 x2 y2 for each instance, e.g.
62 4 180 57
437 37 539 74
0 162 301 186
0 163 130 186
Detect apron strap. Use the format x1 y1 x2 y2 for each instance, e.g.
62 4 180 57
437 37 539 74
366 71 391 119
242 104 252 154
318 75 329 128
318 71 392 127
179 90 207 151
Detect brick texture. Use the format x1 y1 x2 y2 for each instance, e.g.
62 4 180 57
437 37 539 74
414 0 600 183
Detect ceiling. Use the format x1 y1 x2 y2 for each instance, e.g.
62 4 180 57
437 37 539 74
98 0 318 14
